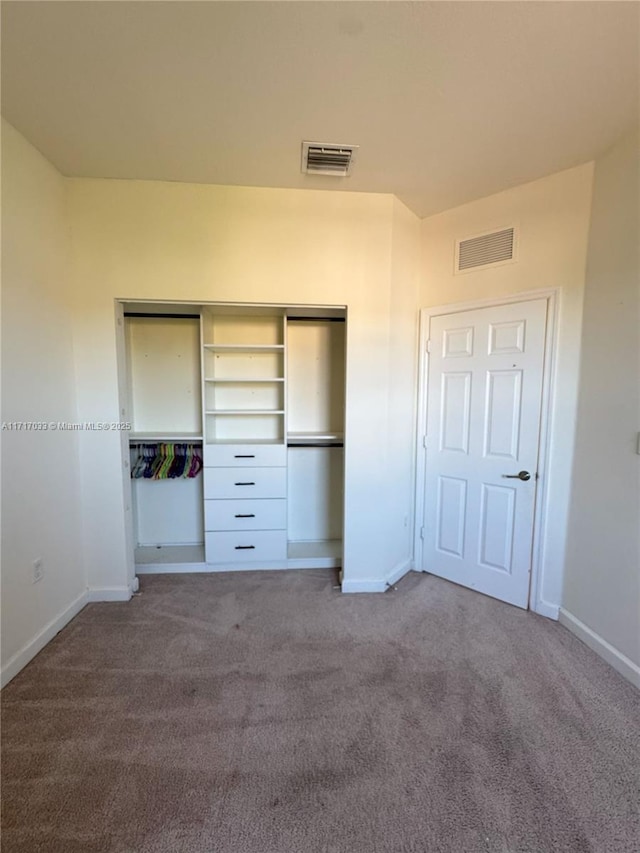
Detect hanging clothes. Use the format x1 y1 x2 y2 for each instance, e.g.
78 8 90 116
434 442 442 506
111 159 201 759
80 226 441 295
130 443 202 480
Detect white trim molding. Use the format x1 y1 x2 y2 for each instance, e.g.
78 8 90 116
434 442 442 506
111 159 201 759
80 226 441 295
534 600 559 621
342 559 413 594
137 562 338 574
135 563 208 574
385 558 414 589
559 608 640 689
87 586 133 602
1 590 89 688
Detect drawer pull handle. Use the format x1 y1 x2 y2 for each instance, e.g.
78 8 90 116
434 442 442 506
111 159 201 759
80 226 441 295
235 545 256 550
235 482 255 486
234 454 255 458
235 513 256 518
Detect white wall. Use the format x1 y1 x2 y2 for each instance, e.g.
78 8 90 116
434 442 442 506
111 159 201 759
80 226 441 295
419 164 594 615
562 128 640 679
66 179 421 592
1 120 87 684
383 197 422 578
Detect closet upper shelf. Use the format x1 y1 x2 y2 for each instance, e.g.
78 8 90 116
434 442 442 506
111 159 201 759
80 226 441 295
129 431 203 442
203 344 284 352
210 437 285 445
287 431 344 445
207 410 285 416
203 377 285 383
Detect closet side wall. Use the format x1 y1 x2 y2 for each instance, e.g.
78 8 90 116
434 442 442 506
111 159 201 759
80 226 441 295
384 198 422 578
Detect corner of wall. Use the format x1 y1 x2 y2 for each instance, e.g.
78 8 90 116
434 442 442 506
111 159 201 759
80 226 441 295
1 121 88 684
561 126 640 673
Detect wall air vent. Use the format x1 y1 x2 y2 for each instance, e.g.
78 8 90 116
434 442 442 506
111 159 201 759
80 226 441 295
301 142 358 176
455 227 517 273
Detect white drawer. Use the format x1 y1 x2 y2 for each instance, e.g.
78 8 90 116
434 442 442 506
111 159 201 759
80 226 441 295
204 467 286 499
205 530 287 564
204 444 286 468
205 499 287 532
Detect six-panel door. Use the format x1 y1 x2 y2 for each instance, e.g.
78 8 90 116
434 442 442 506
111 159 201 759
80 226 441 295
421 299 547 608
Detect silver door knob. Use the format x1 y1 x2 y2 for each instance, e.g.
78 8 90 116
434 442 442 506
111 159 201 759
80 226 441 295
502 470 531 481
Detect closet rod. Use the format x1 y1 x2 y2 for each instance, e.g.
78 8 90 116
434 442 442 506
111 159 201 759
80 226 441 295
286 316 345 323
129 441 204 445
287 442 344 448
124 312 201 320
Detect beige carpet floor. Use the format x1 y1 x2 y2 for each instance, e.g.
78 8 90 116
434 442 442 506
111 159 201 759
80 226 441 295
1 570 639 853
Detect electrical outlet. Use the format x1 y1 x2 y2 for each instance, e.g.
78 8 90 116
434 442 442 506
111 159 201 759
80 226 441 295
32 558 44 584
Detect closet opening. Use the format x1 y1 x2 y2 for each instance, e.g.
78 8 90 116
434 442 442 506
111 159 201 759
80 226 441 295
118 300 347 578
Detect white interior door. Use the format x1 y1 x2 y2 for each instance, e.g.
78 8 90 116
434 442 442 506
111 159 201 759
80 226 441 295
420 299 548 608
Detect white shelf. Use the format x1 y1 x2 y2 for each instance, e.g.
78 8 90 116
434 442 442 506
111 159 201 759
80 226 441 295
203 344 284 352
206 409 285 416
287 431 344 444
207 438 286 445
130 431 203 442
204 377 285 383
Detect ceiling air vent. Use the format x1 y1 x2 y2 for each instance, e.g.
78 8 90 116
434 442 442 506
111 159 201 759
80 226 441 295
455 227 517 273
301 142 358 176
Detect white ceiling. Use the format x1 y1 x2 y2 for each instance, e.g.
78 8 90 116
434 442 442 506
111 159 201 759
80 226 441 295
2 1 638 218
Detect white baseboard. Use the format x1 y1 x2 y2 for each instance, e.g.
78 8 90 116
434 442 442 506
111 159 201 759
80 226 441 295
342 558 413 594
532 599 559 620
1 590 89 688
136 562 342 574
385 558 413 588
87 587 132 602
341 578 387 593
136 563 209 574
559 608 640 689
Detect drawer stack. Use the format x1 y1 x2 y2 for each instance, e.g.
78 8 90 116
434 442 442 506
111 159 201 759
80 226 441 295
204 444 287 565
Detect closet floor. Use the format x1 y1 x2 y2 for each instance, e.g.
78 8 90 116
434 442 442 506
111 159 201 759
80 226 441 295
135 544 205 566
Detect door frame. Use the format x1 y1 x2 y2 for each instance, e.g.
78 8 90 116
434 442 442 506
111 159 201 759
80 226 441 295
413 288 559 617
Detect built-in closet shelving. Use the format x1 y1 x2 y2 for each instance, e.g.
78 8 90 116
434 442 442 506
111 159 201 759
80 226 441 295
201 309 287 567
123 302 346 575
201 311 286 445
